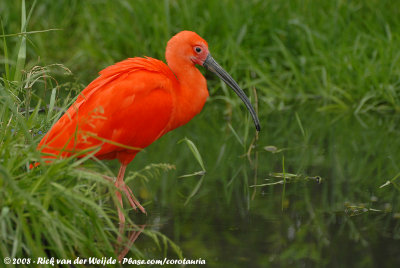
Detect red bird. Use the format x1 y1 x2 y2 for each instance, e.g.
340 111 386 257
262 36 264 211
37 31 260 223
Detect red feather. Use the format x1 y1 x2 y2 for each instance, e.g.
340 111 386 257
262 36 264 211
38 57 178 164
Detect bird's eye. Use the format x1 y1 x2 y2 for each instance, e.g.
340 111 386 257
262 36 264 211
195 47 202 53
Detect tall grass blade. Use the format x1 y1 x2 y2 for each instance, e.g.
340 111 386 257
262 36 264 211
1 20 10 81
184 175 204 206
179 137 205 171
46 87 57 123
13 0 27 82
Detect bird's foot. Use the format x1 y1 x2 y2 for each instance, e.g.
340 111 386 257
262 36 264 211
124 184 147 214
115 181 146 214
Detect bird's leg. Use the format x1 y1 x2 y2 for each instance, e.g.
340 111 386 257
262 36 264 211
115 223 125 253
122 183 146 214
117 224 146 262
115 164 127 224
115 163 146 222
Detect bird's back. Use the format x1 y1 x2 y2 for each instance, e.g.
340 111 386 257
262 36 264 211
38 57 178 164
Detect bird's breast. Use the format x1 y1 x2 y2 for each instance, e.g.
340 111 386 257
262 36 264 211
169 77 209 131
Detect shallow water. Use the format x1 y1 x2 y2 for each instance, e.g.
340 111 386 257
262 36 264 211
116 108 400 267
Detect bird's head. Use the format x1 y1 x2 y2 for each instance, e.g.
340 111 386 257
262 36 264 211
166 31 260 132
166 30 209 66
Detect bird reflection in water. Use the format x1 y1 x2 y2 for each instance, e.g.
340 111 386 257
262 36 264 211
115 223 146 262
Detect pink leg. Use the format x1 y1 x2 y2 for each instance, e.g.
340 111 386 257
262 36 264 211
114 163 146 223
115 164 127 224
123 184 146 214
117 224 146 262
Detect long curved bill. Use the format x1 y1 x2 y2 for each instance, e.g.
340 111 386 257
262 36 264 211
203 54 261 132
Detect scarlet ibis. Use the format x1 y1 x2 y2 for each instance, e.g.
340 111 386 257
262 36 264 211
37 31 260 223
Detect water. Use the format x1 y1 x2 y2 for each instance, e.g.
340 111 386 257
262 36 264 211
115 108 400 267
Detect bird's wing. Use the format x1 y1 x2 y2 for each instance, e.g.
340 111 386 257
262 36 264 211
38 57 178 162
74 57 175 113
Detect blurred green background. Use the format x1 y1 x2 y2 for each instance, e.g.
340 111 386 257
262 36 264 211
1 0 400 267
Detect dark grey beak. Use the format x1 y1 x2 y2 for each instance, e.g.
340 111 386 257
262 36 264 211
203 54 260 132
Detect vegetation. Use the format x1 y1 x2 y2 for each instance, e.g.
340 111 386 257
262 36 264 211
1 0 399 267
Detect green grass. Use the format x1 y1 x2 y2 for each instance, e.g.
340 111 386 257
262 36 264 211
1 0 400 267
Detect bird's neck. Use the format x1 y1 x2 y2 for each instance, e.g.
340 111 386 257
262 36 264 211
168 62 209 131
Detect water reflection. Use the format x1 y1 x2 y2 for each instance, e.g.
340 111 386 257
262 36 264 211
109 111 400 267
115 223 146 262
